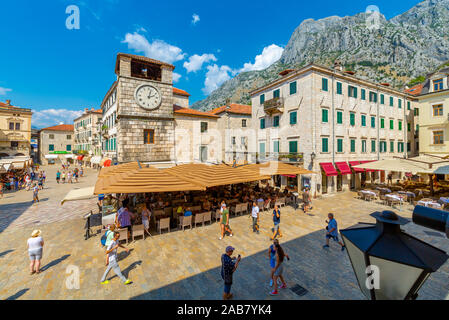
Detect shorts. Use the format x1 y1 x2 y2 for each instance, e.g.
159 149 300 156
143 220 149 230
273 223 280 233
224 283 232 294
274 264 284 277
29 248 42 261
326 234 339 242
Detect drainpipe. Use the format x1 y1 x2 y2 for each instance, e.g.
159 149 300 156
377 86 380 161
404 96 407 159
331 72 335 165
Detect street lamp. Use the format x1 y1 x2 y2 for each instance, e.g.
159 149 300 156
341 210 448 300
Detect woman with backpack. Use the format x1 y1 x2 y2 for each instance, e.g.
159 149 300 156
102 224 116 266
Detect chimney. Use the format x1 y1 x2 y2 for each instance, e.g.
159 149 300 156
333 60 343 72
5 100 11 106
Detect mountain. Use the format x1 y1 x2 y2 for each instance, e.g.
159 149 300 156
192 0 449 111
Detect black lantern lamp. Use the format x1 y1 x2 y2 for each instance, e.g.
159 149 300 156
341 210 448 300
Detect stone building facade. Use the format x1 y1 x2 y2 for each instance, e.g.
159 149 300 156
250 63 417 196
74 108 102 156
38 124 74 165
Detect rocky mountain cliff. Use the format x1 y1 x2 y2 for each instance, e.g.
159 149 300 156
192 0 449 111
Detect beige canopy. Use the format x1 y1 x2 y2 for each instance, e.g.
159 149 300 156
61 186 96 205
242 161 316 176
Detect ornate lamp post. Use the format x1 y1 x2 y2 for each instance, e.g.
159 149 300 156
341 210 448 300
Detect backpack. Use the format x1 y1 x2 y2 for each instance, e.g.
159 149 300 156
101 230 110 246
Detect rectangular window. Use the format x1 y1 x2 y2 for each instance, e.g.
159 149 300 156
416 124 419 132
350 112 355 126
289 141 298 154
371 140 376 153
390 96 394 107
9 122 14 130
49 134 54 139
273 140 280 153
337 138 343 153
434 79 443 91
273 115 280 127
232 137 236 145
369 91 377 103
290 111 297 125
66 145 71 151
348 86 358 98
49 144 54 151
407 142 411 152
259 142 266 156
201 122 208 133
322 78 328 91
361 115 366 127
336 82 342 95
398 142 404 152
380 141 387 153
407 123 411 132
433 131 444 145
390 119 394 130
322 137 328 153
260 94 265 104
67 135 71 140
350 139 356 153
362 140 367 153
260 118 265 129
398 120 402 131
371 116 376 128
380 118 385 129
390 141 394 153
398 99 402 109
242 119 247 127
433 104 443 116
289 81 297 95
337 111 343 124
273 89 280 98
361 89 366 100
407 101 411 110
144 129 155 144
414 108 419 116
15 123 20 130
322 109 329 123
380 94 385 105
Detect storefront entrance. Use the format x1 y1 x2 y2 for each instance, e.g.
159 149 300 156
322 172 328 194
350 173 356 190
337 174 343 192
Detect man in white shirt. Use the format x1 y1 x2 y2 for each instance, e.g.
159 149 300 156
251 202 260 234
100 231 132 285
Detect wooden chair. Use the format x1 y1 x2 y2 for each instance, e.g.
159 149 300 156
157 217 170 234
132 224 145 241
117 228 129 245
179 215 192 231
194 213 204 227
203 211 212 225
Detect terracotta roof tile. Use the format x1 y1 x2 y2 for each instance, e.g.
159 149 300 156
173 87 190 97
40 124 74 132
210 103 252 116
173 105 218 118
405 83 424 96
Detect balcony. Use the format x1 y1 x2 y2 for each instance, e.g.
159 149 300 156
263 97 284 115
258 152 304 164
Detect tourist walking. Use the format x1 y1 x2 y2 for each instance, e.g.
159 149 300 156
219 204 233 240
302 188 311 213
269 241 290 295
27 230 44 274
100 231 132 285
141 203 152 236
62 171 66 184
42 171 46 183
387 173 393 186
251 202 260 234
32 183 39 204
268 239 282 287
56 170 61 184
323 213 345 251
271 205 282 240
67 171 72 184
221 246 241 300
38 174 44 190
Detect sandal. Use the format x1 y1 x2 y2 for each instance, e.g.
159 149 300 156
30 271 35 275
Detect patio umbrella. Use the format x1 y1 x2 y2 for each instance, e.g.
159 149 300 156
61 186 96 205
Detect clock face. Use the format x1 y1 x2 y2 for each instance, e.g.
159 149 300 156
135 84 162 110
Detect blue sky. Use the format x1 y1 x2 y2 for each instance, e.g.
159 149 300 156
0 0 421 128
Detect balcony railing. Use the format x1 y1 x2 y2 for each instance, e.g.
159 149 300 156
263 97 284 114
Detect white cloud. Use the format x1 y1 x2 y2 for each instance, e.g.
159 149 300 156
0 87 12 95
122 32 186 64
203 64 233 95
32 109 83 129
172 72 181 83
183 53 217 73
192 14 200 25
239 44 284 72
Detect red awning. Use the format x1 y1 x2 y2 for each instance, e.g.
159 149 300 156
335 162 352 175
281 174 297 178
349 161 365 173
320 162 338 177
77 155 84 161
103 159 112 167
360 160 376 172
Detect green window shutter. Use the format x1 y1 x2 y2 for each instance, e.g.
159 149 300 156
407 101 411 110
273 116 280 127
390 119 394 130
398 120 402 131
322 78 328 91
407 123 411 132
398 99 402 108
322 138 328 153
350 139 355 152
397 142 400 152
354 87 358 98
290 111 297 125
322 109 328 123
289 81 297 95
380 94 385 105
260 143 265 154
416 124 419 132
337 111 343 124
362 140 366 152
371 140 376 152
390 141 394 152
337 82 342 95
274 89 280 98
289 141 298 153
361 115 366 127
260 94 265 104
390 97 393 107
337 139 343 152
260 118 265 129
381 118 385 128
273 141 279 153
361 89 366 100
350 113 355 126
371 116 375 128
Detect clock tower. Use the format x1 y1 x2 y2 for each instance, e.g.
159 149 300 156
114 53 176 164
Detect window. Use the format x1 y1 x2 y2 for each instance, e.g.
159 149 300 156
369 91 378 103
11 141 18 148
362 140 367 153
380 94 385 105
260 118 265 129
337 111 343 124
273 89 280 98
322 78 328 91
9 122 14 130
322 109 329 123
433 131 444 145
348 86 358 98
398 99 402 109
407 123 411 132
200 146 208 162
259 142 266 156
260 94 265 104
242 119 247 128
434 79 443 91
144 129 154 144
290 111 297 125
407 101 411 110
433 104 443 116
414 108 419 116
407 142 411 152
350 139 356 153
371 116 376 128
361 115 366 127
416 124 419 132
390 141 394 153
398 142 404 152
67 135 71 140
66 145 71 151
273 116 280 127
390 96 394 107
361 89 366 100
350 112 355 126
289 141 298 154
380 141 387 153
390 119 394 130
398 120 402 131
337 138 343 153
336 82 342 95
15 123 20 130
273 140 280 153
290 81 297 95
49 134 54 139
380 118 385 129
322 137 329 153
232 137 236 145
371 140 376 153
201 122 208 133
49 144 54 151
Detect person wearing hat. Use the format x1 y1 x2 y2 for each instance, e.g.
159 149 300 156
27 230 44 274
221 246 241 300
